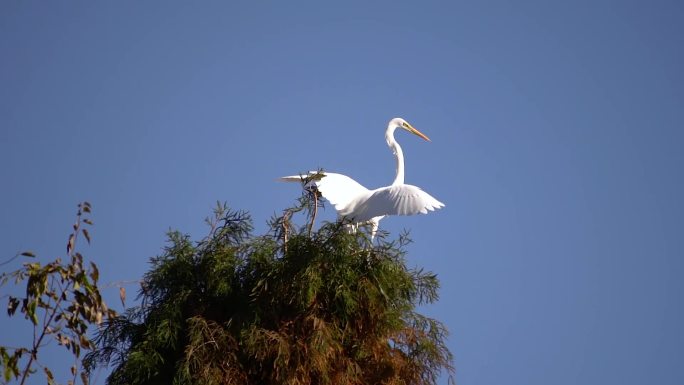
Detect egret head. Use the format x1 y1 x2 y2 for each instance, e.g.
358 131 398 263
389 118 431 142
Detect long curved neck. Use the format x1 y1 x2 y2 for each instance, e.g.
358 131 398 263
385 124 405 186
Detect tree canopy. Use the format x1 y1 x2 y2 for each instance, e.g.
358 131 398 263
84 200 454 385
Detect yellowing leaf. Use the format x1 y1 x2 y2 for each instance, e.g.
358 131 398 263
67 234 75 254
89 262 99 282
119 287 126 308
44 367 55 385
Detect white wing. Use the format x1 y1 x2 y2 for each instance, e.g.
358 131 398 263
339 184 445 223
279 172 369 212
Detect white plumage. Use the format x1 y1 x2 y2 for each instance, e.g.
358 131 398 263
340 183 444 222
280 118 444 238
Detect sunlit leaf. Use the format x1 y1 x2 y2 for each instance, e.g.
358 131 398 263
29 305 38 325
44 367 55 385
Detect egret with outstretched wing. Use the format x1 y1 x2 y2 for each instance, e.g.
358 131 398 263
280 118 444 238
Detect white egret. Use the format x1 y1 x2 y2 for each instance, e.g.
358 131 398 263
280 118 444 238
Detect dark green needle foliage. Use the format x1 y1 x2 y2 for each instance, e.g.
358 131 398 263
84 199 454 385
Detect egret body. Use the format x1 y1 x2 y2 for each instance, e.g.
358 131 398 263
280 118 444 238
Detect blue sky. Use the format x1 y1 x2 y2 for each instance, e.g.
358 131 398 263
1 1 683 384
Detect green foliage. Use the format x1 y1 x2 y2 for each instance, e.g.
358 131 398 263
85 201 454 385
0 202 117 385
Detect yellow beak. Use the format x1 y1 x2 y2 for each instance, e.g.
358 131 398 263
403 122 431 142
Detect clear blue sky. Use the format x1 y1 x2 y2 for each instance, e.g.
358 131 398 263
1 1 683 384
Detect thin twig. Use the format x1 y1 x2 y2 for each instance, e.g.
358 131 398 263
282 210 292 253
19 207 84 385
0 253 22 267
308 190 318 237
20 281 70 385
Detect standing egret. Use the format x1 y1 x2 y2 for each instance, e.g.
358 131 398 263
280 118 444 238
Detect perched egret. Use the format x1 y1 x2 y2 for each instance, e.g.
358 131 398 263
280 118 444 238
